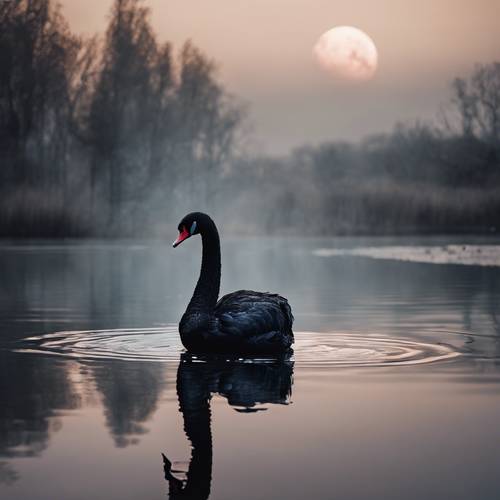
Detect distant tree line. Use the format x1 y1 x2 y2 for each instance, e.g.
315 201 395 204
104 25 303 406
1 0 499 236
227 62 500 235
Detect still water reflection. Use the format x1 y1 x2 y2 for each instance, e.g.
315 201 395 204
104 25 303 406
162 355 293 499
0 236 499 499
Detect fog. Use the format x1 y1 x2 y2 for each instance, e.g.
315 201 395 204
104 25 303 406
1 0 499 237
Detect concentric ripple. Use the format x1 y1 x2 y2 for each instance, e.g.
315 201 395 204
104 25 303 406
16 326 461 367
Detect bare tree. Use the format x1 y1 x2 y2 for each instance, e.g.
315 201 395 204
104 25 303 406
0 0 81 189
450 62 500 146
85 0 158 228
175 42 243 209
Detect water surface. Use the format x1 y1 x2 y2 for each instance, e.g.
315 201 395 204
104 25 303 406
1 236 500 499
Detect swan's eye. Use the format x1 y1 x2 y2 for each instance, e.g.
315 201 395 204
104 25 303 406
190 221 197 234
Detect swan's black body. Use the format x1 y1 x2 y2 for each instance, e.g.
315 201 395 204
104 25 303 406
174 213 294 354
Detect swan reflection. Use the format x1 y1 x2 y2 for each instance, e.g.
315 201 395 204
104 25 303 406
163 353 294 499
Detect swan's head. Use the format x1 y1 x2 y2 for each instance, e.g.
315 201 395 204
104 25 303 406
172 213 202 248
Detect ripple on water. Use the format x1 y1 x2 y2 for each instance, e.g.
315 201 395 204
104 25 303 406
15 326 461 367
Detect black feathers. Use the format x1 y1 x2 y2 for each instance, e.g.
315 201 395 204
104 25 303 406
213 290 294 351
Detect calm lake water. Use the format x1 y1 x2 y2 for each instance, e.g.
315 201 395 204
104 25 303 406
1 236 500 499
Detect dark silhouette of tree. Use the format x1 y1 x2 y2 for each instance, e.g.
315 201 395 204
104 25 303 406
75 0 244 233
175 42 242 209
85 0 160 227
0 0 243 236
451 63 500 146
0 0 81 186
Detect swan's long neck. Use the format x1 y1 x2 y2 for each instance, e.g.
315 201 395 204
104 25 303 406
186 218 221 314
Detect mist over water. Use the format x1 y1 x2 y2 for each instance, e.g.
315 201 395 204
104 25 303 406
1 237 500 499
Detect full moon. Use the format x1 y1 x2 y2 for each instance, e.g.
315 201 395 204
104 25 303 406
313 26 378 81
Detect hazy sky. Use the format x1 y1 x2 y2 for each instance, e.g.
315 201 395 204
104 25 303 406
61 0 500 154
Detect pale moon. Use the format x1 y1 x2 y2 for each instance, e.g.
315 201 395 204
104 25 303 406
313 26 378 81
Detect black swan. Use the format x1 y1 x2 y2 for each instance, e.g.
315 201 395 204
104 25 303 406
173 212 294 354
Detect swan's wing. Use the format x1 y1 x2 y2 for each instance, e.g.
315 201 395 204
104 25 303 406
213 290 293 350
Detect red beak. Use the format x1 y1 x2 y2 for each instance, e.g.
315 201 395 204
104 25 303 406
173 226 190 248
